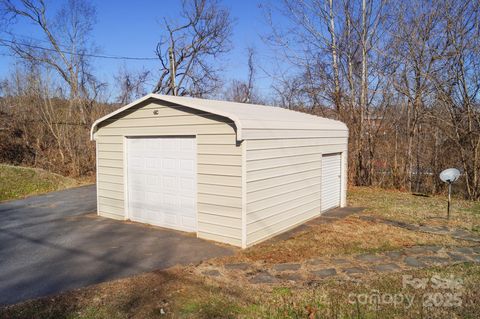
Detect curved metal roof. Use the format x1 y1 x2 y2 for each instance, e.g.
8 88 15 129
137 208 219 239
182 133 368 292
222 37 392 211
90 93 348 141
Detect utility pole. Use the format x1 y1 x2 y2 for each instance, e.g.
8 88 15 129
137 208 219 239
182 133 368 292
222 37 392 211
168 44 177 96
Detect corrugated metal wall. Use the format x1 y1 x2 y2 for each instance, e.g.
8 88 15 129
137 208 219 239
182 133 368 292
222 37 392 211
244 131 348 246
95 100 243 246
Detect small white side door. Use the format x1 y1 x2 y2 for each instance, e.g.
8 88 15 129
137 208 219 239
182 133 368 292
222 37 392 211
321 153 342 212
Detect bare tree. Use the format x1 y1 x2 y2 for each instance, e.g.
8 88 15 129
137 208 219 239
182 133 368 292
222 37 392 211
271 75 308 109
224 48 263 103
0 0 99 124
430 0 480 199
0 0 109 176
0 62 109 176
386 0 446 191
265 0 386 185
153 0 233 97
114 66 150 105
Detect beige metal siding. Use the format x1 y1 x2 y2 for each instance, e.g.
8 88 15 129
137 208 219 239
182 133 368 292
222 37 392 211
95 100 242 247
245 133 348 247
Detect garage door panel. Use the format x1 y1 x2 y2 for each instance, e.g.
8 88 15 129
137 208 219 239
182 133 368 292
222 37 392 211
179 177 194 191
321 153 341 212
180 159 194 171
181 216 196 229
180 195 195 208
127 136 197 232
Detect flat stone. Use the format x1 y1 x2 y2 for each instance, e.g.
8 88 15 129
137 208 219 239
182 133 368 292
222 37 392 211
320 207 365 219
419 226 442 233
453 247 474 254
385 251 404 260
332 258 349 265
472 246 480 253
202 269 221 277
381 219 401 226
273 263 301 272
387 220 418 231
451 229 473 237
404 224 420 231
392 220 409 226
307 258 325 266
225 263 249 271
404 256 426 268
418 256 451 265
371 263 402 272
447 252 471 262
359 215 376 222
461 236 480 242
426 227 450 235
472 255 480 263
311 268 337 278
279 273 304 281
249 271 279 284
355 254 385 263
406 246 441 254
342 267 367 275
405 247 428 254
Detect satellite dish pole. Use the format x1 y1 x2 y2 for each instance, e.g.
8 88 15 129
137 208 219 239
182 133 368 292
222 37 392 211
447 182 451 219
439 168 461 220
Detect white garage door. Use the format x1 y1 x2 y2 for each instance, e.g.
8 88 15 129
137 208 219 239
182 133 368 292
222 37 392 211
321 153 342 212
126 136 197 232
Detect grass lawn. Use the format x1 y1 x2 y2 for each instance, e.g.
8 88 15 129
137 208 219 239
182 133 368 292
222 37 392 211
215 187 478 265
0 164 82 201
349 186 480 230
1 186 479 318
219 215 470 265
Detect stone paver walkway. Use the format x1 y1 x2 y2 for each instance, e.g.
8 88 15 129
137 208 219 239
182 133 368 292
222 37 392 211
198 245 480 285
359 215 480 242
196 209 480 286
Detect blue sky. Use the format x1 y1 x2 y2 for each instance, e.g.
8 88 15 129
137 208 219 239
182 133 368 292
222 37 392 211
0 0 277 97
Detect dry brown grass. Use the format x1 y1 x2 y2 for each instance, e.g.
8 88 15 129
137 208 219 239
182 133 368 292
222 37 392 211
2 263 479 319
255 263 480 318
212 186 480 265
0 267 253 319
349 186 480 230
218 216 470 264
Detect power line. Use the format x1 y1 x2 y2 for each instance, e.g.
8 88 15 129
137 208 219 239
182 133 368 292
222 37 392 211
4 31 54 46
0 38 158 61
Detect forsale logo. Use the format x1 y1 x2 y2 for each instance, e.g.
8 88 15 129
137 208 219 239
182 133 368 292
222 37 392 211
347 274 463 309
348 289 415 309
403 274 463 308
402 274 463 290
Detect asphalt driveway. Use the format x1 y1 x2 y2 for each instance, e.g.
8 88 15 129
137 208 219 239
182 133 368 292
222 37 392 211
0 185 234 306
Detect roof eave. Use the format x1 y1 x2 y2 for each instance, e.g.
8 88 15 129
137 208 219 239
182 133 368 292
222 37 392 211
90 93 244 141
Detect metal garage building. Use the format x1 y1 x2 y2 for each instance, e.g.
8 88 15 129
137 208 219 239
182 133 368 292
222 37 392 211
90 94 348 248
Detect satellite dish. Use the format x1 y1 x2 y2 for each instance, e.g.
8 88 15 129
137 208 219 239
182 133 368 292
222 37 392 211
439 168 461 184
439 168 460 220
